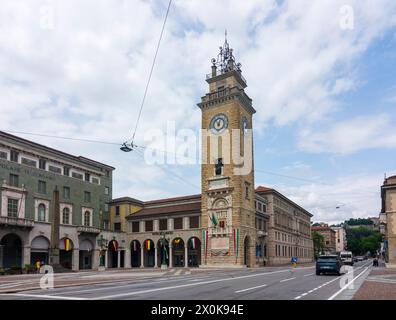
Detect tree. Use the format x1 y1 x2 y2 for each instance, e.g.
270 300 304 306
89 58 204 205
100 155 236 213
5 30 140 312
312 231 325 259
346 226 383 256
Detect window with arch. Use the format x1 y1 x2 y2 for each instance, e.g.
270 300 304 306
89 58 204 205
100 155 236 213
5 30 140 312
62 207 70 225
84 211 91 226
38 203 46 222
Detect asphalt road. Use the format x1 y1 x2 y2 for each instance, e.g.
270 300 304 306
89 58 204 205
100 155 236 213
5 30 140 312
0 260 373 300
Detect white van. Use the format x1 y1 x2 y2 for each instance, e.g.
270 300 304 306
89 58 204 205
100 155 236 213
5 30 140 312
340 251 353 266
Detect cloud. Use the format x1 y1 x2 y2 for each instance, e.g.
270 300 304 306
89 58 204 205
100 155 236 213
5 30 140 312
0 0 396 202
260 173 382 225
298 113 396 154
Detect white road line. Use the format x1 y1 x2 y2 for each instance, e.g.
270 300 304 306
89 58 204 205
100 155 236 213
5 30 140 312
294 261 372 300
94 269 292 300
0 293 89 300
328 267 370 300
235 284 267 293
304 273 315 277
280 277 296 283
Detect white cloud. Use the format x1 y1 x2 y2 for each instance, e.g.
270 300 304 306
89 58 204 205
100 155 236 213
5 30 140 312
0 0 396 201
260 173 382 225
298 113 396 154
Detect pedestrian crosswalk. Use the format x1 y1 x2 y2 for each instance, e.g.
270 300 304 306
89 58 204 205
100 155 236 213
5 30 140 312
163 268 191 276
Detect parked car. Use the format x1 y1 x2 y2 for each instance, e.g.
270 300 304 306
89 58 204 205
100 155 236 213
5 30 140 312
316 255 343 275
355 256 364 262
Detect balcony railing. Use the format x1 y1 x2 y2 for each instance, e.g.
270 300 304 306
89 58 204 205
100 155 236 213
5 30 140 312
77 226 101 234
208 226 233 236
0 216 34 228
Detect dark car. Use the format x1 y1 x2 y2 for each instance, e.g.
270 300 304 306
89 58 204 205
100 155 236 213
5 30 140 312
316 255 343 275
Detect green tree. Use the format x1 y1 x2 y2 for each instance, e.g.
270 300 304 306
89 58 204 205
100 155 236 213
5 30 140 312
346 226 383 256
312 231 325 259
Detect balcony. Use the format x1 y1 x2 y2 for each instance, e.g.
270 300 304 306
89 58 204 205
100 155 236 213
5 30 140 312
257 230 268 237
77 226 101 234
0 216 34 228
208 226 233 237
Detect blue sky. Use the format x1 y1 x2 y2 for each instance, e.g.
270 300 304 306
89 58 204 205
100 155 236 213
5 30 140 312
1 0 396 224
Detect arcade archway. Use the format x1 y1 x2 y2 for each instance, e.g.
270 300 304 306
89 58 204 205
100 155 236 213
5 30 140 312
1 234 22 268
30 236 50 266
131 240 141 268
79 239 93 270
107 240 118 268
172 238 185 267
157 238 169 267
143 239 155 267
59 238 73 269
187 237 201 267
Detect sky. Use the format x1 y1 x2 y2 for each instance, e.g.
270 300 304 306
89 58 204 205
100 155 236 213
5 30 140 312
1 0 396 225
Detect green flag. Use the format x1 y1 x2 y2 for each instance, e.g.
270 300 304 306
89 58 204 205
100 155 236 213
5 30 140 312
210 213 218 226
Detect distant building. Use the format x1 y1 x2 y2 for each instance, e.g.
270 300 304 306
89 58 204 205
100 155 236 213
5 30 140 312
312 226 336 254
331 226 347 253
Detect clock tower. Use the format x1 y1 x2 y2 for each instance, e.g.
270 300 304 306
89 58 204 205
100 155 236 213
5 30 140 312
198 34 257 267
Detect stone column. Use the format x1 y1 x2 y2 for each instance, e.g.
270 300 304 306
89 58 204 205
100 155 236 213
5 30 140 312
117 250 121 268
124 248 131 268
72 249 79 271
23 246 31 266
140 248 144 268
184 246 188 268
0 245 3 268
154 246 158 268
169 246 173 268
93 249 100 270
105 251 108 268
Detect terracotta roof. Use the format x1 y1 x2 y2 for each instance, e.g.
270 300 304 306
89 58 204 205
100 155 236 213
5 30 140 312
255 186 274 193
144 194 201 205
110 197 144 205
312 226 334 232
127 201 201 218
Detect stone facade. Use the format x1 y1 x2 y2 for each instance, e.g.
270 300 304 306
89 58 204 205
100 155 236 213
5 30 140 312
0 131 125 271
332 226 347 253
256 187 313 265
381 176 396 266
312 226 336 254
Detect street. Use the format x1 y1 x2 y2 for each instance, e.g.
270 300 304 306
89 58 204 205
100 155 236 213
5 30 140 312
0 260 372 300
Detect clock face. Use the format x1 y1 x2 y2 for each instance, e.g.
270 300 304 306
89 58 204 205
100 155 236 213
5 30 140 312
242 116 249 134
210 114 228 134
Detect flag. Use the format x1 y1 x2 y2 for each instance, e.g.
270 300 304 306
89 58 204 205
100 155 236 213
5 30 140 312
64 238 71 251
112 240 118 251
190 238 196 250
210 213 218 227
233 228 239 257
133 240 137 252
146 239 151 251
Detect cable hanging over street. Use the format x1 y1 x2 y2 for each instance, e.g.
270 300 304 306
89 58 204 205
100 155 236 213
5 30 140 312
121 0 173 153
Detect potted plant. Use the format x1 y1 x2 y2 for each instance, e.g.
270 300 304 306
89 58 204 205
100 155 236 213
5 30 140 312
10 265 22 275
24 264 36 274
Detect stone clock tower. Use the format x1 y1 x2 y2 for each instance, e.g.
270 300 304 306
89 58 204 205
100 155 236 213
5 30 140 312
198 34 257 267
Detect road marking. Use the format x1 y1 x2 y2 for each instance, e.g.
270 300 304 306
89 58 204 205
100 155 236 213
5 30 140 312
175 270 182 275
0 293 89 300
280 277 296 283
94 269 292 300
304 273 314 277
235 284 267 293
294 261 372 300
328 267 370 300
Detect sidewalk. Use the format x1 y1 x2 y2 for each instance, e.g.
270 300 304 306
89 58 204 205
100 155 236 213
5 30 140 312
353 262 396 300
